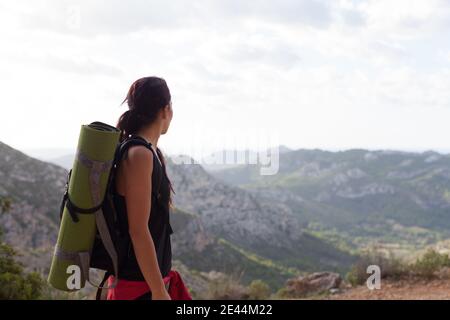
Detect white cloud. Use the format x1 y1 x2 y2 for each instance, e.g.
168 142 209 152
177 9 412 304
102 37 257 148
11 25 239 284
1 0 450 155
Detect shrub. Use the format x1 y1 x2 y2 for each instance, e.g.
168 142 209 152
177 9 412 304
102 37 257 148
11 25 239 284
247 280 270 300
346 249 450 287
0 243 44 299
412 249 450 278
0 197 11 214
0 200 44 300
203 273 249 300
346 251 407 286
273 287 291 299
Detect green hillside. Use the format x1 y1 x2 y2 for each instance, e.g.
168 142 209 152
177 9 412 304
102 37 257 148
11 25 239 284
209 148 450 250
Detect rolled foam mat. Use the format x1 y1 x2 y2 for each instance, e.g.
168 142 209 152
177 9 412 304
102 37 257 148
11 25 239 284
48 122 120 291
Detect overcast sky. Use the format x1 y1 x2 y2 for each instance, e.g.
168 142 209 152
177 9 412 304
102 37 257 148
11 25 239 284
1 0 450 159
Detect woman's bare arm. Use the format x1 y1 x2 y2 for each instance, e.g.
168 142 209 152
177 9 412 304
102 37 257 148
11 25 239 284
122 146 171 300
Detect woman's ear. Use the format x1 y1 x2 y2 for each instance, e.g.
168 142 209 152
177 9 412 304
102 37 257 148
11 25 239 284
162 103 172 119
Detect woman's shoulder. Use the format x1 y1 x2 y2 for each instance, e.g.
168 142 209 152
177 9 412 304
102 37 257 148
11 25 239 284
123 145 154 169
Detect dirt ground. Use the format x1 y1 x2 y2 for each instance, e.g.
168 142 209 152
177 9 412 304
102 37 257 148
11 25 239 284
328 278 450 300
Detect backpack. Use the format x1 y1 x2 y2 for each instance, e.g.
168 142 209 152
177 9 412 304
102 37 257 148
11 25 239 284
58 130 162 298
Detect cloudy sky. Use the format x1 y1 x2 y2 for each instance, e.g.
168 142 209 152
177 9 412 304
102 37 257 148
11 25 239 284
1 0 450 159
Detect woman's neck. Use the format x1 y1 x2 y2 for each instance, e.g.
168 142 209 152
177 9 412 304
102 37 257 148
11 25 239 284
136 125 161 147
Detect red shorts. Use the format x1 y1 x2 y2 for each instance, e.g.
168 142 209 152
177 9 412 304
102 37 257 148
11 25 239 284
106 270 192 300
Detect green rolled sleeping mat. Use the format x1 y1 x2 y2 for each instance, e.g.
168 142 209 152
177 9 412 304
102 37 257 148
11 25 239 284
48 122 120 291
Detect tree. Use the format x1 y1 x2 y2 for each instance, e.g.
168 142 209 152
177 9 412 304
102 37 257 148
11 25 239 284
0 196 44 300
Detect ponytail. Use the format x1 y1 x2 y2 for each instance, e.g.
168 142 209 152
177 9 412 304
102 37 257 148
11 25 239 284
116 110 131 142
116 109 147 142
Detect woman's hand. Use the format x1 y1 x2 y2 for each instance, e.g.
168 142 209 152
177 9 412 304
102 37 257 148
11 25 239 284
152 288 172 300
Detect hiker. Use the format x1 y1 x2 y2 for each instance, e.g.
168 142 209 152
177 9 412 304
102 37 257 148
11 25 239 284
105 76 187 300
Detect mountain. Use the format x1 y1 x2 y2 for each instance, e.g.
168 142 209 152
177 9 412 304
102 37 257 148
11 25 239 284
199 145 293 172
167 155 356 277
0 141 66 272
21 148 75 162
170 207 300 289
0 141 355 293
207 148 450 250
47 154 75 170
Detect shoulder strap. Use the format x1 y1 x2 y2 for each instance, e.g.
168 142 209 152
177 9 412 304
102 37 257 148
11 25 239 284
117 136 152 161
115 135 163 201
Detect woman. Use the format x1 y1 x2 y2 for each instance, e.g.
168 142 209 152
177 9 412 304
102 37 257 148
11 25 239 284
106 76 186 300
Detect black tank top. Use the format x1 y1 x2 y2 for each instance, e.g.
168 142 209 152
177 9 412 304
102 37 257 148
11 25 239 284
112 136 173 280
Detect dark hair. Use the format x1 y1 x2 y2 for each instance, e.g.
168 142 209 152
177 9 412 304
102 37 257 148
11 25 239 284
117 76 175 206
117 76 171 142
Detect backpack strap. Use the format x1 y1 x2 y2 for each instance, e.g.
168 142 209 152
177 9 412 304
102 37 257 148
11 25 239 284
96 271 112 300
115 135 163 200
59 169 107 223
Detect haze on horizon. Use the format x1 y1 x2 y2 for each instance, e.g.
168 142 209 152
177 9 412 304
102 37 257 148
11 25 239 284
1 0 450 159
